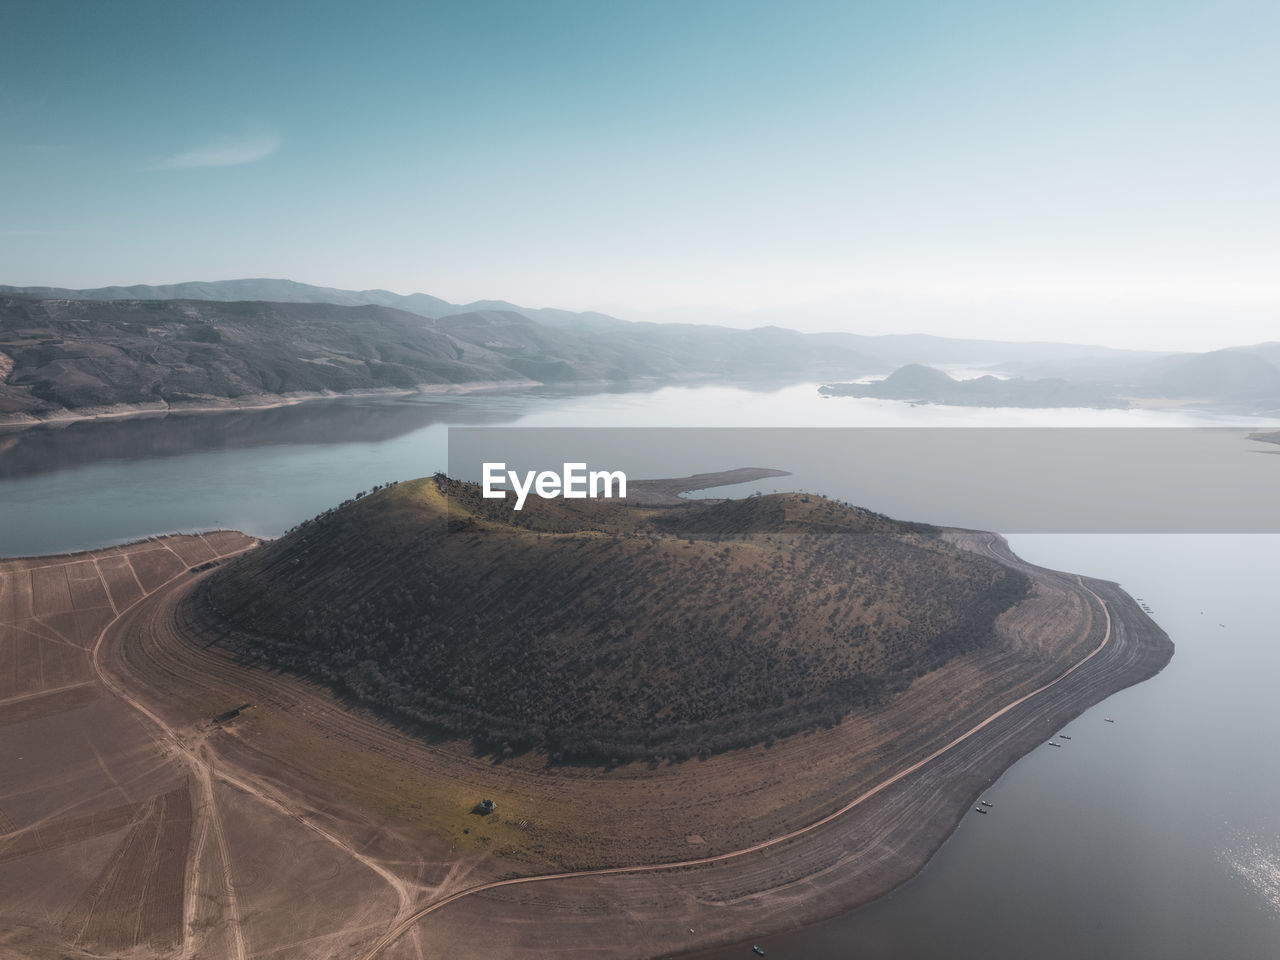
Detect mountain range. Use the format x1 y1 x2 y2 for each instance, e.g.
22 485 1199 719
819 364 1126 408
2 278 1278 423
0 278 618 330
820 351 1280 412
0 294 881 423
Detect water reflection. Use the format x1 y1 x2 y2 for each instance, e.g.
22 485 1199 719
0 380 810 481
0 395 524 479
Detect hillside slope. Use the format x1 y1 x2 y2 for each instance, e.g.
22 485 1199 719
1135 349 1280 402
198 476 1028 761
0 296 879 422
0 297 533 419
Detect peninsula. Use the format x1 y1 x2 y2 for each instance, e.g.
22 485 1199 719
0 472 1172 959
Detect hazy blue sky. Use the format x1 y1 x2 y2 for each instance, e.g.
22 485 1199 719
3 1 1277 350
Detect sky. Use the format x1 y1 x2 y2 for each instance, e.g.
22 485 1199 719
2 0 1277 351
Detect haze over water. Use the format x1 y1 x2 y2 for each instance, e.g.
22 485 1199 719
1 385 1278 957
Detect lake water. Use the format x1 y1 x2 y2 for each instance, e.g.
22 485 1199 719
695 534 1280 960
2 383 1274 556
1 383 1278 957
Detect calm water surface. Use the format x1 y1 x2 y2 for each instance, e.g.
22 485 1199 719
1 383 1270 555
1 384 1277 957
694 534 1280 960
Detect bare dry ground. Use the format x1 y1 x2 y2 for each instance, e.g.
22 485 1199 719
0 530 1170 959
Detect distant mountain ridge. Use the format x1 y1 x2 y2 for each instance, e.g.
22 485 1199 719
0 295 882 424
821 352 1280 413
0 278 1181 365
3 279 1279 422
819 364 1127 408
0 278 621 329
1126 349 1280 402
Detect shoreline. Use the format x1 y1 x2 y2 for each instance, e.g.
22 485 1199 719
357 544 1147 959
671 536 1173 958
0 379 543 431
0 372 791 432
140 535 1173 955
375 533 1174 960
0 530 1172 959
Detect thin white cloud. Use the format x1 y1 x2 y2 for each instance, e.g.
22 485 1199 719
152 131 280 170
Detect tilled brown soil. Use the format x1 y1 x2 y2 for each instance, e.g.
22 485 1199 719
61 782 193 952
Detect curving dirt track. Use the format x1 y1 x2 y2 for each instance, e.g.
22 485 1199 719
0 531 1172 959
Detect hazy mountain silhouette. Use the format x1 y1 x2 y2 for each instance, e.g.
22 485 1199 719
4 280 1278 419
820 364 1126 408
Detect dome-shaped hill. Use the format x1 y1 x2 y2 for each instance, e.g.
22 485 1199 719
878 363 959 393
197 475 1028 761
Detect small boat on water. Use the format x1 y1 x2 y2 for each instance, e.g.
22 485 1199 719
1059 734 1072 740
980 800 994 807
1048 741 1061 747
753 947 766 956
975 807 988 814
1104 717 1115 723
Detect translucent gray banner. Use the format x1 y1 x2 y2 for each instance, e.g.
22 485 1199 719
446 427 1280 533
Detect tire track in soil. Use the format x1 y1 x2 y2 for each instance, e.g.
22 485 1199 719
88 544 254 960
88 537 417 960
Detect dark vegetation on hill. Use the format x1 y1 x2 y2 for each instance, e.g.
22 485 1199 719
0 297 516 416
197 476 1029 762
